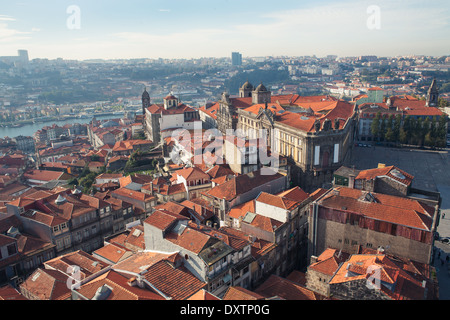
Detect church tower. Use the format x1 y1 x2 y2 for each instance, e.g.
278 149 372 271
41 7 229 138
252 83 271 105
239 81 253 98
142 88 151 115
426 78 439 107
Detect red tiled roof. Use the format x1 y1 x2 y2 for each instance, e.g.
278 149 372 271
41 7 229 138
165 225 212 254
44 250 107 279
20 268 71 300
111 187 155 202
175 167 210 182
309 248 349 276
0 284 26 300
93 243 132 264
144 210 188 232
154 201 189 217
223 286 265 300
187 289 220 300
277 186 309 203
75 270 165 300
247 214 284 233
143 260 206 300
23 170 64 182
329 253 427 300
255 274 323 300
356 165 414 186
319 187 435 231
256 192 300 210
206 169 284 201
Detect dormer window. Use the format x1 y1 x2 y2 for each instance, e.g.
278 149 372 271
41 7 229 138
7 244 17 256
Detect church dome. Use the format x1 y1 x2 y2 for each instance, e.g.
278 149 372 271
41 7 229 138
142 88 150 99
241 81 253 90
255 83 267 92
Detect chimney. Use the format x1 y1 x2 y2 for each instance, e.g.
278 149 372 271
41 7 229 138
127 277 138 287
348 174 355 189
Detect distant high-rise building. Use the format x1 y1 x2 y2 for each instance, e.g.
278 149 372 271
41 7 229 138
18 50 29 63
231 52 242 66
0 49 29 66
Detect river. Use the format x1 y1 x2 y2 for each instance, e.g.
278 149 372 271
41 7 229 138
0 114 119 139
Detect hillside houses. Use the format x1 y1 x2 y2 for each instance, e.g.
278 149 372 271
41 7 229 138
0 82 443 302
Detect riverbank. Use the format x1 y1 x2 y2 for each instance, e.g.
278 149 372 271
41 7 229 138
0 113 121 139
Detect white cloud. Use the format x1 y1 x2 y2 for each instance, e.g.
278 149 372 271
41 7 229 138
8 0 449 59
0 15 16 22
0 22 31 43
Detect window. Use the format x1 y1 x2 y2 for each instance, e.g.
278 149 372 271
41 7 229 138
64 237 70 246
53 226 59 233
36 255 44 265
56 239 63 250
7 244 17 256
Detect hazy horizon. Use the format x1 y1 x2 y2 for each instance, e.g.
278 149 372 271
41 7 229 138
1 0 449 61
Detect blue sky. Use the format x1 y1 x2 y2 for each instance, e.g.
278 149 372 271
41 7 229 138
0 0 449 60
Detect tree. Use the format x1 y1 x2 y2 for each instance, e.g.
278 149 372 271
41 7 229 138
393 114 402 142
399 128 408 144
403 116 411 137
437 115 448 140
424 132 435 148
385 127 395 142
371 112 381 141
379 117 386 141
67 178 79 186
439 98 449 109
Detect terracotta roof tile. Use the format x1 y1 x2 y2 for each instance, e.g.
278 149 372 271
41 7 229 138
44 250 108 279
206 169 283 201
255 274 323 300
75 270 165 300
256 192 300 210
356 165 414 186
223 286 265 300
187 289 220 300
93 243 133 264
144 260 206 300
20 268 71 300
319 187 435 231
329 253 428 300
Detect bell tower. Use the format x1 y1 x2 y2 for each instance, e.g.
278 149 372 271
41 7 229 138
142 87 151 115
426 78 439 107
